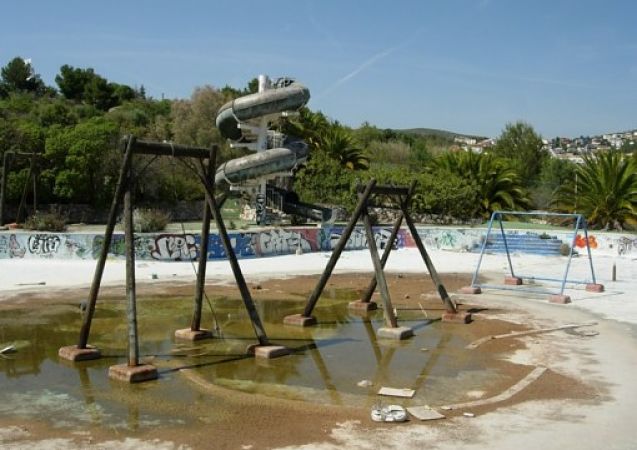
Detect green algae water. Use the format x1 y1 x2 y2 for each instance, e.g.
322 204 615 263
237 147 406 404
0 290 506 431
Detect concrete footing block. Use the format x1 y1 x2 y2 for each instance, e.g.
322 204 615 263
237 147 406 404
348 300 378 311
283 314 317 327
549 294 571 304
58 345 101 362
377 326 414 340
504 276 523 285
108 364 158 383
247 345 290 359
460 286 481 295
441 311 473 324
585 283 605 293
174 328 214 341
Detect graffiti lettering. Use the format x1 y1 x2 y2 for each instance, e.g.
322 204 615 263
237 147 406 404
617 237 637 256
27 234 61 256
151 234 198 261
252 229 313 256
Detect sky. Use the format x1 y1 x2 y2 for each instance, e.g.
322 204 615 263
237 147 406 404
1 0 636 138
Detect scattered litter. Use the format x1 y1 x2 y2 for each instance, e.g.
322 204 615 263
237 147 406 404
420 348 429 352
15 282 46 286
463 412 475 418
378 387 416 398
0 345 17 355
466 390 486 399
440 406 452 411
371 404 408 422
357 379 373 388
407 406 445 421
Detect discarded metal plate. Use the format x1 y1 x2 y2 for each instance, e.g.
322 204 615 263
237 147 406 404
378 387 415 398
407 406 445 421
0 345 16 355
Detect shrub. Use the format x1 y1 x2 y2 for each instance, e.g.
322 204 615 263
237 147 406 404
133 208 170 232
24 210 67 231
560 243 572 256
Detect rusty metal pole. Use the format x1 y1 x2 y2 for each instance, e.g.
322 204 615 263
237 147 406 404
124 163 140 367
200 176 269 346
302 179 377 317
402 207 457 314
191 148 215 331
0 151 12 226
357 184 414 304
78 136 135 349
361 204 398 328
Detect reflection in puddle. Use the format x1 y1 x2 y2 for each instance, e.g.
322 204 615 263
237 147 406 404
0 290 505 431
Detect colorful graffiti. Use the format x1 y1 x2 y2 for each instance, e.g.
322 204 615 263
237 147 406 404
322 227 406 252
2 227 635 261
575 234 598 249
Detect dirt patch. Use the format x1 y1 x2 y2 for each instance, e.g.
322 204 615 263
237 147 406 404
0 272 599 449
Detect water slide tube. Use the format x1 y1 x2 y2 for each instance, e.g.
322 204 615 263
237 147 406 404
216 82 310 141
215 81 310 184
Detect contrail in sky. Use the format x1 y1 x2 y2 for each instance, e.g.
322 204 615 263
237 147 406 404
316 28 424 100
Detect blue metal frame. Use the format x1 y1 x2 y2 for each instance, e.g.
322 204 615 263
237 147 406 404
470 210 597 296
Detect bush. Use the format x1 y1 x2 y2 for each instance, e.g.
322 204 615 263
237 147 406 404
133 208 170 232
560 243 572 256
24 210 67 231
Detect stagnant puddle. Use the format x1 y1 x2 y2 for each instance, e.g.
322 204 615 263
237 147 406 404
0 289 511 431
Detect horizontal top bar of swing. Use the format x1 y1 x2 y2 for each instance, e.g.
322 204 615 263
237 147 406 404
491 210 584 219
512 274 590 285
127 138 216 159
477 284 563 295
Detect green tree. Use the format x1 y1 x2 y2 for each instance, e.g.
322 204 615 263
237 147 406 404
171 85 227 147
532 157 577 209
55 65 94 101
1 57 46 94
435 151 530 218
293 151 356 210
493 121 546 185
554 152 637 230
44 118 119 205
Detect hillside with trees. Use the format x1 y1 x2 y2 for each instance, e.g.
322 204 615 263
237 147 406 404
1 55 636 230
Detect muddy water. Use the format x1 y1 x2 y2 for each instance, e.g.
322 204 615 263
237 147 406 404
0 288 508 433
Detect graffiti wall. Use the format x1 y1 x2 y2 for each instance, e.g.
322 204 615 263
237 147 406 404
0 226 410 261
2 227 635 261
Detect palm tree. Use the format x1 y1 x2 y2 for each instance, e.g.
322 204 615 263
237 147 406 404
282 108 368 170
554 151 637 230
318 126 369 170
435 151 530 218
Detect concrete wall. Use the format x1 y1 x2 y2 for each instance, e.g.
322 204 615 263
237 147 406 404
415 227 637 257
1 226 635 261
0 226 409 261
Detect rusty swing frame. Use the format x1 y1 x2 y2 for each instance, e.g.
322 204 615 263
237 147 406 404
59 135 287 382
283 179 471 338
